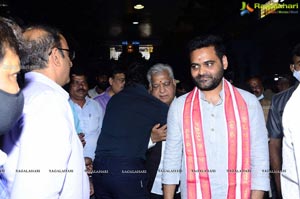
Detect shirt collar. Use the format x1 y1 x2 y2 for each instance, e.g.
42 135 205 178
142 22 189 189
199 78 224 106
257 94 264 101
25 72 69 100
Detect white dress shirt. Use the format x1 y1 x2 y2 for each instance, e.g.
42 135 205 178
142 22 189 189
3 72 89 199
70 97 103 160
282 84 300 198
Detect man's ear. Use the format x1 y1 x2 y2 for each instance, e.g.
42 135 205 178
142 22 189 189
172 79 177 86
222 55 228 70
109 77 113 86
49 48 61 67
148 84 153 91
290 64 295 73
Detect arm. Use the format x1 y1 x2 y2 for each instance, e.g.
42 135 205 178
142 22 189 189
269 138 282 197
251 190 265 199
249 98 270 192
266 98 283 198
163 184 177 199
162 100 182 195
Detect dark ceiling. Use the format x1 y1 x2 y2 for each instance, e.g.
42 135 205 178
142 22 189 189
1 0 300 84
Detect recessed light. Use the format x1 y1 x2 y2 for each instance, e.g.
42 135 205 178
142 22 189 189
134 4 144 10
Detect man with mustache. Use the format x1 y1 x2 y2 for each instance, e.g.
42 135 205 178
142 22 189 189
246 76 271 122
162 35 270 199
69 68 103 197
93 63 125 115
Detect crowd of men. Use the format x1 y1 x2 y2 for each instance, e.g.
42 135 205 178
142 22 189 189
1 16 300 199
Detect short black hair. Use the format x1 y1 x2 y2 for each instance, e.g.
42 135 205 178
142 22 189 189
291 43 300 63
125 61 149 88
109 61 126 78
0 17 20 61
187 34 226 60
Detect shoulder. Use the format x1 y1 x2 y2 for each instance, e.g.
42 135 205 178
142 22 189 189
235 88 262 113
236 88 257 101
169 92 189 110
86 97 100 106
86 98 102 111
93 92 107 101
272 85 297 105
23 84 69 115
285 85 300 107
24 83 65 104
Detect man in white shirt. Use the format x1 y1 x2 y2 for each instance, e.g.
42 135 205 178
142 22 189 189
69 69 103 161
281 43 300 198
68 69 103 197
88 68 109 98
146 63 179 199
3 25 89 199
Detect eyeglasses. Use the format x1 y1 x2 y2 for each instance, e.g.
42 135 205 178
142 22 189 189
57 48 75 61
48 47 75 61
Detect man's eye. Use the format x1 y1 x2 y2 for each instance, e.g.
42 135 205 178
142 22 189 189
152 85 159 89
163 81 171 86
191 64 199 70
205 62 214 67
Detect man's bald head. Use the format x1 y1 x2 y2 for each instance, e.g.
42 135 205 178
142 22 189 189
21 25 63 71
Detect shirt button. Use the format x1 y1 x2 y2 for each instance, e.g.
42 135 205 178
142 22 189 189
211 128 214 132
211 114 214 117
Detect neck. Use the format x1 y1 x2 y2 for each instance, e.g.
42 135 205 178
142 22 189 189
108 88 115 97
201 81 223 105
95 86 104 94
33 68 62 86
71 98 86 108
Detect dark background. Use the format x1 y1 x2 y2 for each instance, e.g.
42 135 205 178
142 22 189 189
1 0 300 87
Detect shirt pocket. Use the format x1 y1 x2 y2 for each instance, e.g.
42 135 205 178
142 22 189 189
81 116 100 134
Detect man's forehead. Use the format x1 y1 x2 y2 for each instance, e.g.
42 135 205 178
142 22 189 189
152 71 171 80
72 75 86 81
293 55 300 63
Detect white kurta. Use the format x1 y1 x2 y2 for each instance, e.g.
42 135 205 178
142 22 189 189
162 82 270 198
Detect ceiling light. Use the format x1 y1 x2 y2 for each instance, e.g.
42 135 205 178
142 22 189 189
134 4 144 10
132 21 139 25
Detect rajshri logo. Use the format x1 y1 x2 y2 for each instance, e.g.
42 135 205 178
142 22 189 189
240 2 254 16
240 0 299 18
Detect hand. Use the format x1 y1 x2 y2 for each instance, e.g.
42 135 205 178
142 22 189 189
151 123 167 143
89 178 94 196
78 133 86 147
84 157 93 175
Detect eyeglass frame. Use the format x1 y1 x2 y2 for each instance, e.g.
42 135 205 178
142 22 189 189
48 47 75 61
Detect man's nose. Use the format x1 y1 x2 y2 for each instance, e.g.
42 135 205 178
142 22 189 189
159 85 166 93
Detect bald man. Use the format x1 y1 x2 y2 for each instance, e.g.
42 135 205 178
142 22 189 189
3 25 89 199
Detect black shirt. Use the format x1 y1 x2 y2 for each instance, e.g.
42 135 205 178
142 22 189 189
95 83 169 160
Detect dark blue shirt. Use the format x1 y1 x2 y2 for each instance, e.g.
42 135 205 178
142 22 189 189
95 84 169 160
